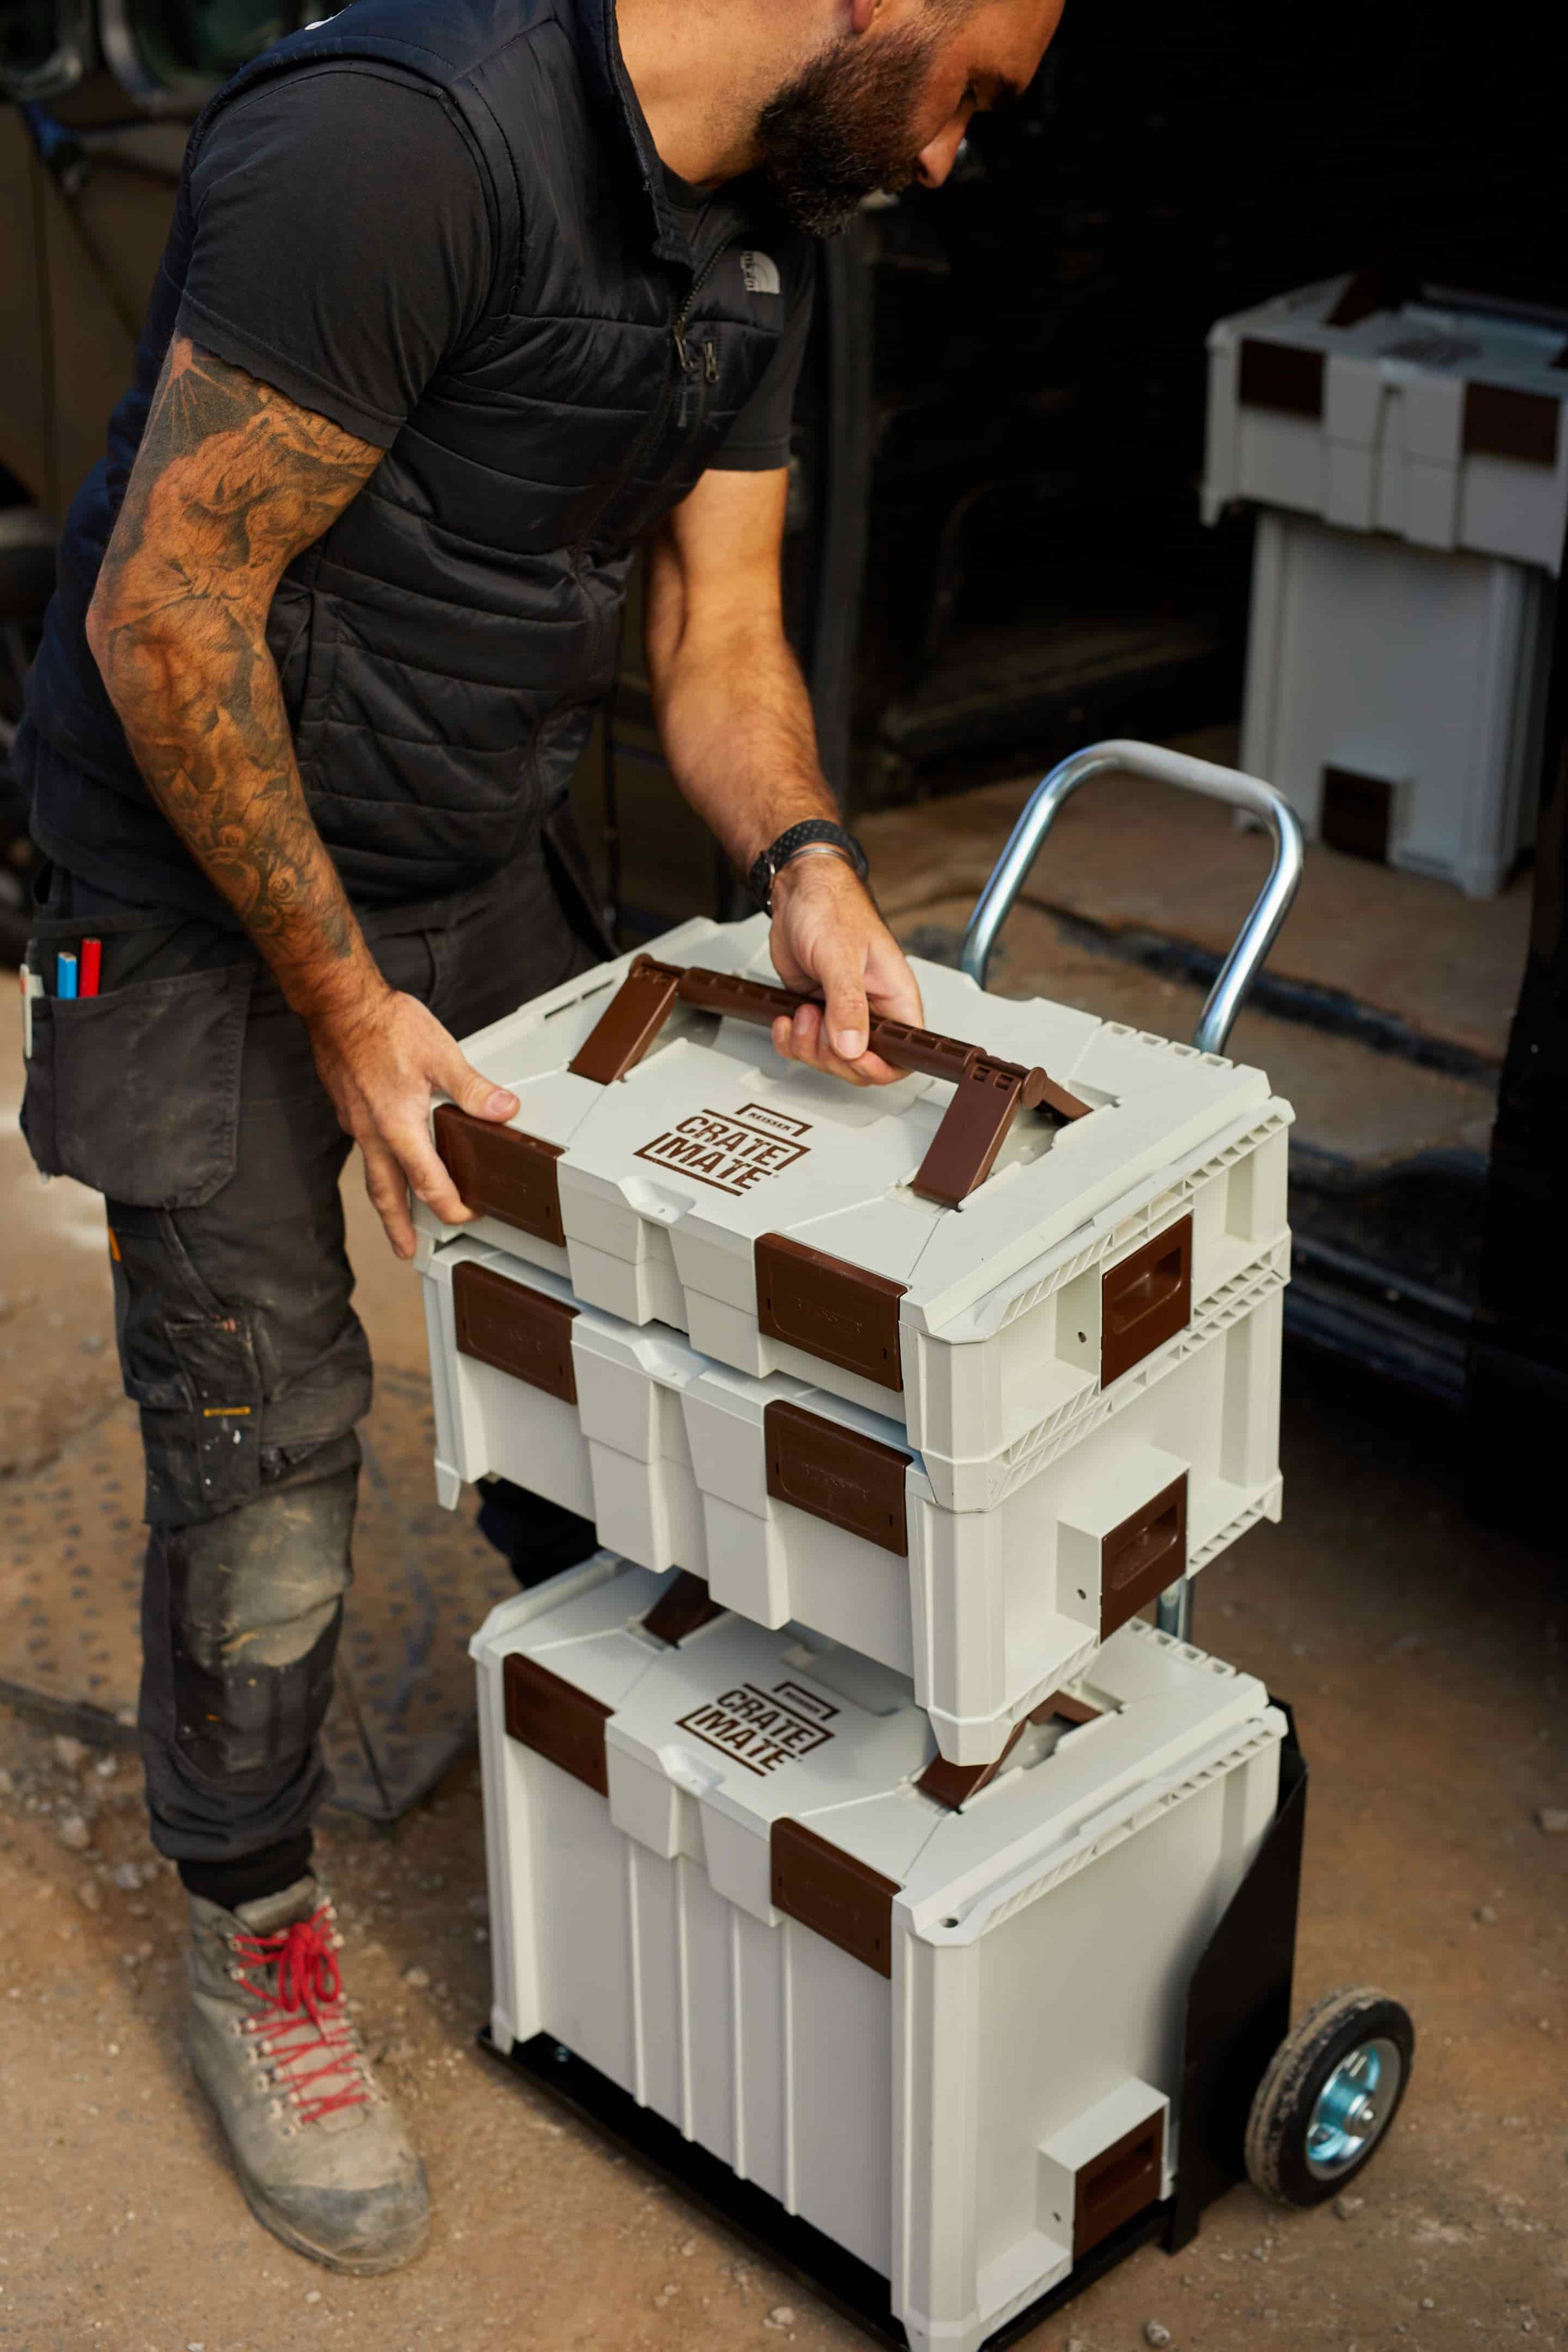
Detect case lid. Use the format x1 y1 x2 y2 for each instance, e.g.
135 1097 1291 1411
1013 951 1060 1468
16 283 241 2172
435 917 1271 1341
474 1558 1281 1959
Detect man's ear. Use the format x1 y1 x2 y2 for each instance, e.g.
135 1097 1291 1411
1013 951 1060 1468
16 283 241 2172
849 0 881 32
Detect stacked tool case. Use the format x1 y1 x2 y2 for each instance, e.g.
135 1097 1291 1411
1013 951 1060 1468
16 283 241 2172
416 891 1405 2342
1203 273 1567 896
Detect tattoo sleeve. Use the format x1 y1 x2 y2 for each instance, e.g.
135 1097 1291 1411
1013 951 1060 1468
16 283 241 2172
88 335 384 1013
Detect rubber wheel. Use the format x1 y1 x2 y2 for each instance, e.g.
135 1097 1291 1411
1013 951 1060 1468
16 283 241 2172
1245 1985 1414 2207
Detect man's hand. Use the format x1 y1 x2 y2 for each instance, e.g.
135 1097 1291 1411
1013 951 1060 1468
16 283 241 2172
766 853 924 1086
306 984 519 1260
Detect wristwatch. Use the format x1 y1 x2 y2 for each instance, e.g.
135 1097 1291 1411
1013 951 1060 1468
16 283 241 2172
747 819 870 912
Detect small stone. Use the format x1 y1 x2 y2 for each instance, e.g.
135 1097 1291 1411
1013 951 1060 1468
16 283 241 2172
57 1812 91 1852
1537 1807 1568 1835
77 1878 101 1912
402 1965 430 1989
0 1769 13 1796
304 2287 321 2302
112 1862 141 1891
52 1735 88 1771
766 2308 797 2330
93 1756 118 1780
1474 1904 1498 1925
1420 2298 1436 2311
1334 2192 1365 2218
1064 2340 1088 2352
1144 2327 1173 2349
680 2240 697 2256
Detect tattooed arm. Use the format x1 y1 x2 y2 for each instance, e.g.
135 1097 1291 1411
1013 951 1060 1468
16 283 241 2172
86 336 518 1256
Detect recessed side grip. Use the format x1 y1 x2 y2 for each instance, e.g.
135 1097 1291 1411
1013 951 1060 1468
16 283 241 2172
1100 1215 1192 1384
433 1105 565 1247
1099 1473 1188 1640
1074 2109 1166 2259
452 1260 578 1403
764 1400 911 1553
755 1233 906 1391
771 1818 900 1976
504 1654 611 1795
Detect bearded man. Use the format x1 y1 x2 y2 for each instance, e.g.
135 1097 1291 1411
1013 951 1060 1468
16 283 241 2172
16 0 1064 2273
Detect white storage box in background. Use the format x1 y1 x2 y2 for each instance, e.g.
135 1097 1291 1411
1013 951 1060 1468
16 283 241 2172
418 915 1293 1471
1203 273 1568 572
1240 506 1550 898
1203 274 1562 896
424 1233 1285 1761
473 1556 1285 2352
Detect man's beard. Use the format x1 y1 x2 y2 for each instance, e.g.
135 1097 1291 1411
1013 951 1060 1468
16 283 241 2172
754 21 941 238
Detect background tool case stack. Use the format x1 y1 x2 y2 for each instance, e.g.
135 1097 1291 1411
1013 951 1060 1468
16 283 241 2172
416 744 1414 2346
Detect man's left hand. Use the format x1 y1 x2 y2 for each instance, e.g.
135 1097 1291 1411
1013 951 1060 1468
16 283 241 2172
767 852 924 1086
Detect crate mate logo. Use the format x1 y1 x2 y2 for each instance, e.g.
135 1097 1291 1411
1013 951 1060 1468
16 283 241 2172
675 1679 838 1777
635 1103 811 1197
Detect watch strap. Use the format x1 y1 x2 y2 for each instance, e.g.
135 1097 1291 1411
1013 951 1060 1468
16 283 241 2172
749 819 869 911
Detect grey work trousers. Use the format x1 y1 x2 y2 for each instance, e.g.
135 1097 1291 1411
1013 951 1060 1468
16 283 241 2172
22 823 601 1865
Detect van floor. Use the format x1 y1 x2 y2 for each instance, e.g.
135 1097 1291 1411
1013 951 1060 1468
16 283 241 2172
0 998 1564 2348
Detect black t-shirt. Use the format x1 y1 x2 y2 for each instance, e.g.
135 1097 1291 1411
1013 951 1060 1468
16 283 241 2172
177 62 811 467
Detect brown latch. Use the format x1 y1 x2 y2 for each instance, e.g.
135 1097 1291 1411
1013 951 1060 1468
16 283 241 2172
1099 1472 1188 1639
764 1400 911 1554
433 1105 565 1247
917 1690 1102 1810
771 1818 900 1976
568 956 685 1085
756 1233 906 1390
1463 381 1560 468
504 1654 612 1795
1100 1215 1192 1384
1073 2108 1166 2260
642 1569 725 1646
452 1260 578 1403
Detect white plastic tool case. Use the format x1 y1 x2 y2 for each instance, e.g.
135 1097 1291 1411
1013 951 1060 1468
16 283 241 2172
418 913 1292 1477
1202 272 1568 572
1202 274 1563 896
422 1230 1284 1761
472 1554 1287 2352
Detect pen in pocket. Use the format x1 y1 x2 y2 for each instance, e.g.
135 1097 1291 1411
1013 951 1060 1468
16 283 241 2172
80 938 103 998
20 964 42 1057
56 950 78 1000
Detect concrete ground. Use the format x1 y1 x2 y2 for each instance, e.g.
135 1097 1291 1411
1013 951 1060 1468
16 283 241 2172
2 866 1565 2351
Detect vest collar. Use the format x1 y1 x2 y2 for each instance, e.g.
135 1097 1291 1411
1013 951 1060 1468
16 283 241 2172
568 0 691 267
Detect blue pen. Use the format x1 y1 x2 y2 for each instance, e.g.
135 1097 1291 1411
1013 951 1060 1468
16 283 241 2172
56 951 78 1000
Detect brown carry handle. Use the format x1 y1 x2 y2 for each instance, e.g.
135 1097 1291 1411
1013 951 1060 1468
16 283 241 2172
567 954 1093 1207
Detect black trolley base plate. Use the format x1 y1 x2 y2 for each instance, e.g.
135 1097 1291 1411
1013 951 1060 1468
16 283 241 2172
479 2025 1171 2348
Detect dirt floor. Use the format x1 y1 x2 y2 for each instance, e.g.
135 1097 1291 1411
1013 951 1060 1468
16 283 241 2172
3 975 1567 2351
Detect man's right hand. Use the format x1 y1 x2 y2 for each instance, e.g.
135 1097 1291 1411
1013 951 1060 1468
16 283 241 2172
308 985 520 1259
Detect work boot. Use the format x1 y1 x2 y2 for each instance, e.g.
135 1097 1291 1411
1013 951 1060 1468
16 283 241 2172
184 1874 430 2274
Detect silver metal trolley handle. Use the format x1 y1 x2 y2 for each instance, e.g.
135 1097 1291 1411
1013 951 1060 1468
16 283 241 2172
960 741 1304 1645
960 738 1305 1058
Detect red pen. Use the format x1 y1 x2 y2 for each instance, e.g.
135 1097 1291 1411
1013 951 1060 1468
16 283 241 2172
79 938 103 998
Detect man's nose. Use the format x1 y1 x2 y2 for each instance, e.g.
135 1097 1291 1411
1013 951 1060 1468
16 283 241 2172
914 116 970 188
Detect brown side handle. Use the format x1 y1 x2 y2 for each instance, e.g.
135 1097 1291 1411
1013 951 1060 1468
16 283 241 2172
566 954 1093 1206
1073 2109 1166 2260
1100 1216 1193 1385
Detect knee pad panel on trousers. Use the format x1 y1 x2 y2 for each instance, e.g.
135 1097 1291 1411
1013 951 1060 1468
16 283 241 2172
164 1465 356 1781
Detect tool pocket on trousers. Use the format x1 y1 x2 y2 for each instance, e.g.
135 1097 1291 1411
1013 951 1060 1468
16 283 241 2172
20 962 253 1208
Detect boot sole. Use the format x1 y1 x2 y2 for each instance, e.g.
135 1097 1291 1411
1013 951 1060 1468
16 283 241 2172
188 2045 430 2276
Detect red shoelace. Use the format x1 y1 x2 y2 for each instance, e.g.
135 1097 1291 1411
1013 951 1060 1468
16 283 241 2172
230 1906 368 2125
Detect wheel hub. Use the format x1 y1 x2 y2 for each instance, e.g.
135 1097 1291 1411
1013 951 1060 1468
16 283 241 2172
1305 2036 1402 2178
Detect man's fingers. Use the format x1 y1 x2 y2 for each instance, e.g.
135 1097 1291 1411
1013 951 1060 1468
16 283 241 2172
388 1117 474 1230
435 1041 519 1124
774 1002 875 1087
814 951 870 1065
360 1135 418 1260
